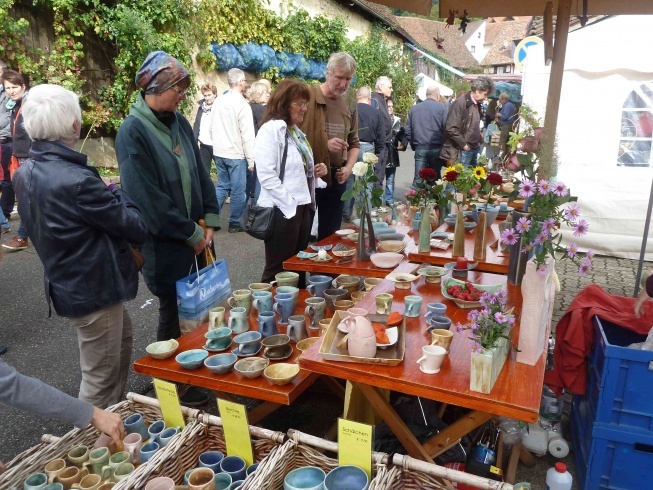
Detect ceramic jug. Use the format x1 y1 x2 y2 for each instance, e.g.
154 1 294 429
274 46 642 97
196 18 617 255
347 315 377 358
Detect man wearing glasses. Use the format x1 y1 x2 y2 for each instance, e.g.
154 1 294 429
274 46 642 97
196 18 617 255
210 68 256 233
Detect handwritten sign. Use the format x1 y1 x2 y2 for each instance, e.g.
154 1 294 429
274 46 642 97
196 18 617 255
217 398 254 466
338 418 373 478
153 378 185 429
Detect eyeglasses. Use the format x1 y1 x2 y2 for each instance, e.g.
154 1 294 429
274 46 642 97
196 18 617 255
171 86 188 97
292 101 309 109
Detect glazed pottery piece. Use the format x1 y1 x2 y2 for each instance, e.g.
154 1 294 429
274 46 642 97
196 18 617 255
304 297 326 329
264 363 300 385
175 349 209 370
204 353 238 374
257 311 278 338
198 450 224 473
416 345 447 374
347 316 377 358
228 307 249 334
324 465 369 490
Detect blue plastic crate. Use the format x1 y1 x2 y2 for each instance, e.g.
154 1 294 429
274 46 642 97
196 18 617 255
588 316 653 431
572 395 653 489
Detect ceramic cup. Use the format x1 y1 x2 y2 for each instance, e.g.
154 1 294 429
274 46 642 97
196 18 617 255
271 271 300 288
287 315 308 343
364 277 382 291
246 463 259 477
323 289 348 313
416 345 447 374
227 483 243 490
428 316 452 331
333 299 355 312
404 295 423 317
375 293 393 315
248 282 273 293
124 413 149 442
283 466 326 490
430 328 454 353
67 446 89 468
262 334 291 357
198 450 224 473
56 467 89 489
139 442 159 464
350 291 367 304
273 293 297 325
83 447 110 476
228 307 250 334
257 310 278 338
71 474 102 490
144 477 175 490
276 285 299 301
158 427 179 448
44 459 67 484
307 275 333 298
205 327 233 349
188 468 216 490
318 318 332 336
252 291 273 314
24 472 48 490
107 463 134 483
335 275 360 298
123 433 142 465
228 289 253 316
147 421 166 445
209 307 226 330
98 452 129 481
233 331 262 355
215 473 232 490
97 485 115 490
219 455 247 483
304 297 326 330
425 302 447 322
43 484 65 490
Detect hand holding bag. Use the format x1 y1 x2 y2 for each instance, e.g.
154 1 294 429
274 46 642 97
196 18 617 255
240 132 288 240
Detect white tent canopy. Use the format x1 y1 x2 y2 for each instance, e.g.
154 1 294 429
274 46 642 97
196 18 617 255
415 73 453 100
521 15 653 260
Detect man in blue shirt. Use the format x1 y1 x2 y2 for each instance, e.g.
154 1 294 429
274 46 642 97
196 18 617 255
498 93 518 154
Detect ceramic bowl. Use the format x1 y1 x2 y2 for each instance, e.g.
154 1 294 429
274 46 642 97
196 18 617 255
363 277 382 291
264 363 300 386
370 252 404 269
345 232 359 242
416 267 448 283
261 334 290 350
444 217 477 232
204 353 238 374
377 240 406 253
375 232 405 241
440 277 504 308
309 244 332 251
351 291 367 304
297 251 318 259
384 272 418 289
234 357 270 379
353 219 388 228
296 337 320 353
373 227 397 235
204 338 233 352
146 339 179 360
233 331 263 355
324 465 369 490
205 327 233 340
335 229 355 237
284 466 326 490
175 349 208 370
377 326 399 349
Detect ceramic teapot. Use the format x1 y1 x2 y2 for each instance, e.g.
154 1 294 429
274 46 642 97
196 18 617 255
347 315 377 358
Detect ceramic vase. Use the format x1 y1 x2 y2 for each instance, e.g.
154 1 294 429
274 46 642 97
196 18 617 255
452 210 465 257
473 210 487 261
356 207 377 261
507 210 532 285
412 210 422 231
418 204 432 253
390 202 399 225
396 203 406 226
406 205 418 228
470 329 511 394
347 316 377 358
517 257 556 365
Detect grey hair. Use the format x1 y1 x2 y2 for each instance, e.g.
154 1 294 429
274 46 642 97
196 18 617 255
326 52 356 76
257 79 272 90
375 76 392 90
356 86 371 100
22 84 81 143
426 85 440 98
249 81 269 103
471 76 495 94
499 93 509 101
227 68 245 87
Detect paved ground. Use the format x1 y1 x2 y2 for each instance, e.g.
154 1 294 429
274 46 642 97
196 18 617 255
0 148 644 488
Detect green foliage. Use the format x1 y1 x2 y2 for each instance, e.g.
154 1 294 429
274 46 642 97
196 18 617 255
281 10 347 62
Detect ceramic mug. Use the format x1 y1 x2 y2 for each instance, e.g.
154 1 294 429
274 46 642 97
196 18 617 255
144 477 175 490
139 442 159 464
188 468 216 490
431 329 454 352
304 297 326 330
350 291 367 304
248 282 273 293
124 413 149 442
71 474 103 490
220 455 247 483
215 473 232 490
333 299 354 312
98 452 129 481
158 427 179 448
287 315 308 343
323 289 348 314
257 310 278 338
97 484 115 490
233 331 262 355
44 459 67 484
43 484 65 490
24 472 48 490
271 271 300 288
198 450 224 473
364 277 382 291
275 285 300 300
273 293 297 325
404 295 423 318
307 275 333 298
83 447 110 476
335 275 359 298
122 433 142 465
252 291 273 313
428 316 452 331
67 446 89 468
318 318 332 336
228 307 250 334
228 289 253 316
108 463 134 483
375 293 393 315
425 302 447 322
55 467 89 489
209 307 226 330
416 345 447 374
147 421 166 445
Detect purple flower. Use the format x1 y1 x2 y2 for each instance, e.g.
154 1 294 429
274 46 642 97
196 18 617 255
518 178 535 198
566 242 578 258
516 216 531 233
565 203 581 221
469 340 483 353
552 182 568 197
494 312 507 323
537 264 548 275
543 218 556 233
456 323 465 334
573 219 589 237
579 258 593 276
500 227 519 246
586 249 595 261
535 232 549 245
508 316 516 326
538 179 550 194
522 243 534 254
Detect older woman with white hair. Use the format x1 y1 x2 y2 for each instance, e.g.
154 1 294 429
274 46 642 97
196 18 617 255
12 84 148 408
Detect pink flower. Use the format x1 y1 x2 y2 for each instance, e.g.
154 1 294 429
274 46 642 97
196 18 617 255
516 216 531 233
500 228 519 245
565 203 581 221
579 258 593 276
566 243 578 258
543 218 556 233
552 182 568 197
456 323 465 333
586 249 595 260
469 340 483 353
573 219 589 237
470 188 477 195
537 264 548 275
535 232 548 245
538 179 550 194
494 312 507 323
518 178 535 198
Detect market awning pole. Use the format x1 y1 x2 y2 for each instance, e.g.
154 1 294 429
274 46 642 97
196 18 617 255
634 177 653 297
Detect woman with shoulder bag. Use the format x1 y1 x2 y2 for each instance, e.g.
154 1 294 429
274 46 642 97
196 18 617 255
254 79 327 287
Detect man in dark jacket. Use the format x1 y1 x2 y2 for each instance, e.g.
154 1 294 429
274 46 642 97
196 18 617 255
405 85 448 187
441 76 495 168
371 76 393 173
343 86 385 221
497 93 518 154
13 84 148 408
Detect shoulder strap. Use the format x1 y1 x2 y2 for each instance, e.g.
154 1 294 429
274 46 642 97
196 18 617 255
12 106 22 138
251 130 288 199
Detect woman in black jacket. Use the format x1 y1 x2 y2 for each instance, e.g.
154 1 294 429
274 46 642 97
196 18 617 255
192 83 217 174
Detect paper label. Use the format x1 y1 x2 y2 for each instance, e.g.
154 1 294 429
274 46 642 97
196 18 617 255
153 378 186 429
338 418 373 478
217 398 254 466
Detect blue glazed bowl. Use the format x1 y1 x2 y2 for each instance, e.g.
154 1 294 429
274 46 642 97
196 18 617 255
205 326 232 341
324 465 369 490
284 466 327 490
444 217 477 232
204 353 238 374
175 349 208 370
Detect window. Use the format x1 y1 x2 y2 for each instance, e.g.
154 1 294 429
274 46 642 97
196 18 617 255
478 32 481 38
496 66 505 74
618 82 653 167
471 46 475 53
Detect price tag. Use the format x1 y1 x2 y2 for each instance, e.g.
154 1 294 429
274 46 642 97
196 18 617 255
338 418 373 478
217 398 254 466
152 378 185 429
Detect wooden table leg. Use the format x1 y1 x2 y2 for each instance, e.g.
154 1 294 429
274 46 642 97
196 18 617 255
422 410 493 457
321 376 346 400
352 382 435 463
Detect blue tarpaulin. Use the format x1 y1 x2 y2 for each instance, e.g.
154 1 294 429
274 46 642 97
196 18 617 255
491 82 522 104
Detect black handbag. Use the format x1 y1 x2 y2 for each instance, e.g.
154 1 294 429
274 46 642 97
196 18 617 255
240 132 288 240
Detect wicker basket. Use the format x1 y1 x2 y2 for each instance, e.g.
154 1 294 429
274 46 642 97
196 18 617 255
0 393 199 490
115 411 286 489
240 429 391 490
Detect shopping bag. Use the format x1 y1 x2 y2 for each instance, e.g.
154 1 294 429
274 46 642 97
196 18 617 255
484 123 499 144
176 256 232 334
